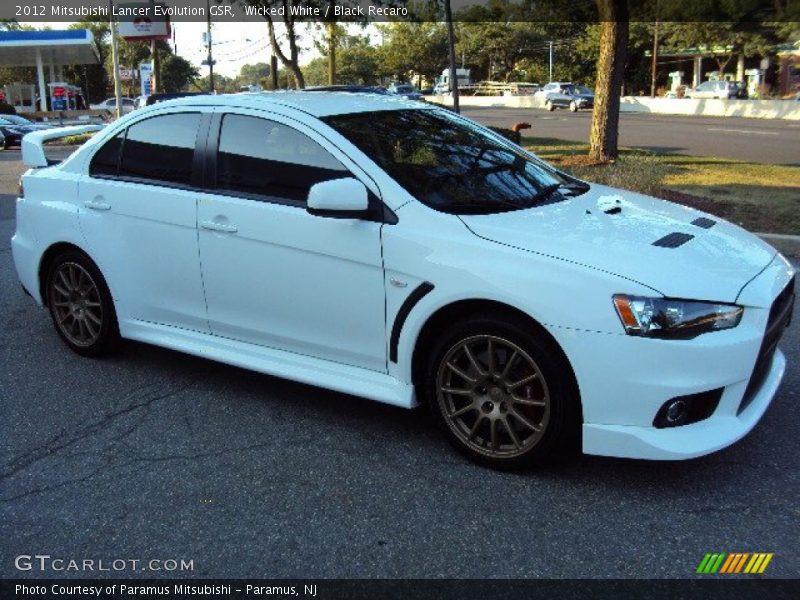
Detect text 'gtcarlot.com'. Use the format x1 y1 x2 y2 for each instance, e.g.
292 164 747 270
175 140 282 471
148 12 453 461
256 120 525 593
14 554 194 572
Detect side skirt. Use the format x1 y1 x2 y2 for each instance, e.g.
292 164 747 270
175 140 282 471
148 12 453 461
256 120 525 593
122 319 417 409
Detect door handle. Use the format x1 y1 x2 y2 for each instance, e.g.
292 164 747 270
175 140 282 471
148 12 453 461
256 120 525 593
200 220 238 234
84 199 111 211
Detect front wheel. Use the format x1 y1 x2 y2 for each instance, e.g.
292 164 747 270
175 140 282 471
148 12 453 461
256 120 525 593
570 101 578 112
545 100 554 112
423 315 580 470
46 251 120 357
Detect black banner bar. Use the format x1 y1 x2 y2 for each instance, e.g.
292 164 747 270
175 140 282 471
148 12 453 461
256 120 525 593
2 579 800 600
3 0 800 23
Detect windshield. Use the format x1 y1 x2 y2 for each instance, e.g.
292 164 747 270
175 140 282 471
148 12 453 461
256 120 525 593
323 108 583 214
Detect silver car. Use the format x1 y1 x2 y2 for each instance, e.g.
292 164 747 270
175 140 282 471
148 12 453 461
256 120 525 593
687 80 741 99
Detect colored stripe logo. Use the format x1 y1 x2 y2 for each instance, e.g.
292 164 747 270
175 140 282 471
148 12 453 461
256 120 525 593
696 552 773 574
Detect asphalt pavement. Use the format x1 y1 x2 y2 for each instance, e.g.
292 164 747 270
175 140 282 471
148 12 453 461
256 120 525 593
0 147 799 579
464 107 800 166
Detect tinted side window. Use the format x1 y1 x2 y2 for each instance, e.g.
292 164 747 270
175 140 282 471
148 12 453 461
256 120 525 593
119 113 201 186
216 114 348 203
89 131 124 176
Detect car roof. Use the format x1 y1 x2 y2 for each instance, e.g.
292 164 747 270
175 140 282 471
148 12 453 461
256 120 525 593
147 90 427 118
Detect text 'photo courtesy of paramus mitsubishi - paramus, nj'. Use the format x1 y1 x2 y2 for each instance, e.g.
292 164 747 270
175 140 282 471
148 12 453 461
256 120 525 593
12 92 795 470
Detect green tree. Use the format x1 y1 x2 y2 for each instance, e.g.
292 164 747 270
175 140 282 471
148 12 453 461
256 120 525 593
378 22 449 84
239 62 272 86
160 54 199 93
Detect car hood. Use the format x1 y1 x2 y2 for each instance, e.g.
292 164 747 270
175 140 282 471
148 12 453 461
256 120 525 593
459 184 776 302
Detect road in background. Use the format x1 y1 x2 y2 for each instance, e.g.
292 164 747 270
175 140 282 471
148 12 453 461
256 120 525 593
464 107 800 166
1 148 798 579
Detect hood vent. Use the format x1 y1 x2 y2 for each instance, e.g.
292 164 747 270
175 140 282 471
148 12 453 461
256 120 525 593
653 232 694 248
691 217 716 229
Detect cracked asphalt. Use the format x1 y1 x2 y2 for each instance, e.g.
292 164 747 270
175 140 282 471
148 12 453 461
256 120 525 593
1 147 798 579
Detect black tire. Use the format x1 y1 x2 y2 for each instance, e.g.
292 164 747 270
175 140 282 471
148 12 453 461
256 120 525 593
545 100 554 112
570 101 578 112
45 250 120 357
422 313 581 470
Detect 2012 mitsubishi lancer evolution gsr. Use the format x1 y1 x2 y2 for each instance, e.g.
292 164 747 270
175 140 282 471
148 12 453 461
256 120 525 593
12 92 795 469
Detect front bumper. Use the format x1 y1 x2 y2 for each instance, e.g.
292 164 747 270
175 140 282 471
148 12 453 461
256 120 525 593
582 349 785 459
548 255 793 460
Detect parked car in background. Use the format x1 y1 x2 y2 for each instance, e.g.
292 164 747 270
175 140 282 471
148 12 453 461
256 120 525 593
387 83 424 101
544 84 595 112
90 97 136 114
145 92 209 106
304 85 388 95
0 114 51 149
133 96 148 110
686 80 742 99
13 93 795 470
534 81 574 101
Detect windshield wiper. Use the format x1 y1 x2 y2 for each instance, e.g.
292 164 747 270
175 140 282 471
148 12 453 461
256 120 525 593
529 182 590 206
528 183 562 206
560 181 591 195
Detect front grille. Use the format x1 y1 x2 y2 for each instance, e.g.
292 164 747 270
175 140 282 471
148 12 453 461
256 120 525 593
738 276 795 414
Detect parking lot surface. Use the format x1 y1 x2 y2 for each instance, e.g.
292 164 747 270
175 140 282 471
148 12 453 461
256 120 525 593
1 148 798 578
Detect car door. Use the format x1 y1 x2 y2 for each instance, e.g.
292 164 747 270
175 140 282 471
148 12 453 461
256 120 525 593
195 109 387 372
78 109 210 332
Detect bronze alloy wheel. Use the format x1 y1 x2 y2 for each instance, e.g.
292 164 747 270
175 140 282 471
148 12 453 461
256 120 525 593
48 261 104 348
436 334 551 459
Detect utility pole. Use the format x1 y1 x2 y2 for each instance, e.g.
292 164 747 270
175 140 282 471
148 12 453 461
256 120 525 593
444 0 459 114
650 0 659 97
206 0 214 92
150 40 160 95
549 41 554 82
109 0 123 119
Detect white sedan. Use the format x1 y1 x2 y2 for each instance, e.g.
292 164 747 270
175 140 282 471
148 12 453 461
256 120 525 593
90 97 136 114
12 92 795 469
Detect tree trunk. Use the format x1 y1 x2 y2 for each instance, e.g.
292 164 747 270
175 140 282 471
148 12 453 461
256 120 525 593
265 14 305 89
589 0 629 162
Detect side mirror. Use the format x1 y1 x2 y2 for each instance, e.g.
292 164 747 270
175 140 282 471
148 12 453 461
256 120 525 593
307 177 369 219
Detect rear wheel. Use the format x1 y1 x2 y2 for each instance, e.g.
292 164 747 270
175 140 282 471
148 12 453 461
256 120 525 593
423 314 580 470
45 251 120 357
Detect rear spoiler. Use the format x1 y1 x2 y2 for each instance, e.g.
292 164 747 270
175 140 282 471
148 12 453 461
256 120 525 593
21 125 104 168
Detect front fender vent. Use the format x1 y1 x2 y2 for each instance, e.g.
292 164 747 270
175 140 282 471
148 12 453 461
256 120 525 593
653 232 695 248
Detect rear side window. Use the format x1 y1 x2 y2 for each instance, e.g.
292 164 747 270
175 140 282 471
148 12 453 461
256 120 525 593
216 114 348 203
89 131 124 176
120 113 201 185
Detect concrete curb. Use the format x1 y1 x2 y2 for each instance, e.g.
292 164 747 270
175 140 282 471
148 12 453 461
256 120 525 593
757 233 800 258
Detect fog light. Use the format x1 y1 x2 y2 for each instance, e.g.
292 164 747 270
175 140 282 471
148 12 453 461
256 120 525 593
665 399 686 424
653 389 723 428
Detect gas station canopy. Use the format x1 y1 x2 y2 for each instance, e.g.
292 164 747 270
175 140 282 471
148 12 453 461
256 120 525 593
0 29 99 111
0 29 99 67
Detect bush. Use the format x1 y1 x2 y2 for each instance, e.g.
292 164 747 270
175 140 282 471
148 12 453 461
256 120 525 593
0 102 17 115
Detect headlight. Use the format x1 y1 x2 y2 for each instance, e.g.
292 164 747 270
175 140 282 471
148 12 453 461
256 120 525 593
613 295 743 338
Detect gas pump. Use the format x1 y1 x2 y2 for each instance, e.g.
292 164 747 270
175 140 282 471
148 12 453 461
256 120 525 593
666 71 684 97
4 84 36 114
48 82 69 111
745 68 762 99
